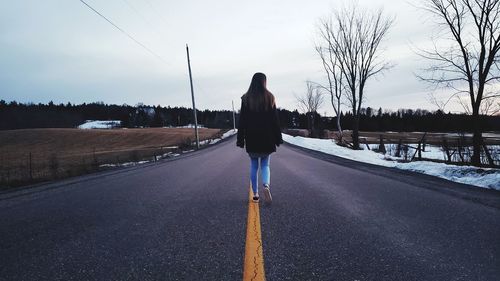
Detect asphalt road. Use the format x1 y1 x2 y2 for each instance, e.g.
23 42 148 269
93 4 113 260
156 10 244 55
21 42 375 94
1 136 499 280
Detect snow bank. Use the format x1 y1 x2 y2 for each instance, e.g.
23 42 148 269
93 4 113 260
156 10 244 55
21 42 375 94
368 144 449 161
283 134 500 190
222 129 238 139
100 160 148 168
195 129 237 146
78 120 121 129
369 143 500 164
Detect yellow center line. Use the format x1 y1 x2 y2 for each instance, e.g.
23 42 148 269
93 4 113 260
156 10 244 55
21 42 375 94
243 186 266 281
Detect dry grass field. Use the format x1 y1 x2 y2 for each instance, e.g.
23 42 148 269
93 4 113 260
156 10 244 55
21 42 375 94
0 128 223 188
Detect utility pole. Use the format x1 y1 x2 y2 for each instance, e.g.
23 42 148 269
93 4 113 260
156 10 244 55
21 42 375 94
232 100 236 131
186 44 200 149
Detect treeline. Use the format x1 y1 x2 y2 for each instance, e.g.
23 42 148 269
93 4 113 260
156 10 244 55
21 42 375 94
277 107 500 133
0 101 236 130
323 108 500 132
1 100 498 132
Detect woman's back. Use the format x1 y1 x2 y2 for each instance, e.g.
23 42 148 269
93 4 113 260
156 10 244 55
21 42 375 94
238 92 282 154
236 72 282 204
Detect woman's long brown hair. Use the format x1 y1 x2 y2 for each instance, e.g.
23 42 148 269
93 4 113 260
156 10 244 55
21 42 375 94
242 72 275 112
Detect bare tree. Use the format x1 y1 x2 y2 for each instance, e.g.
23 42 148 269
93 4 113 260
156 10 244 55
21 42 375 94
314 40 344 141
296 81 324 136
418 0 500 165
318 3 393 149
456 91 500 115
480 94 500 115
428 92 453 111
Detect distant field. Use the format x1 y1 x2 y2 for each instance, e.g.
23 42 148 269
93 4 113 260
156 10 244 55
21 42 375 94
324 130 500 145
0 128 223 188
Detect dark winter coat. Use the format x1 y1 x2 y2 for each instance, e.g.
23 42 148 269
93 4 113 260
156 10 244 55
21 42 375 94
236 97 283 154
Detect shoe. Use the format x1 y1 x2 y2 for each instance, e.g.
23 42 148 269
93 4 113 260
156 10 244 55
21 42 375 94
252 194 260 203
263 185 272 204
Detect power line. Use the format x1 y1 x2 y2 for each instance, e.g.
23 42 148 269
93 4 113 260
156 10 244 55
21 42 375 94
143 0 170 28
78 0 168 64
121 0 164 38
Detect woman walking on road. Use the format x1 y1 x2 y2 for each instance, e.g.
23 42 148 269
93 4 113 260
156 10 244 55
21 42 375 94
237 72 283 204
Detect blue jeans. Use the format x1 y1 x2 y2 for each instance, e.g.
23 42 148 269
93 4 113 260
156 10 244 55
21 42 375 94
250 155 270 194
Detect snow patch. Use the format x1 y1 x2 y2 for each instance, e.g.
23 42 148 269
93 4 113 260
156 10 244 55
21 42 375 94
176 124 206 128
78 120 121 129
100 160 149 168
192 129 237 146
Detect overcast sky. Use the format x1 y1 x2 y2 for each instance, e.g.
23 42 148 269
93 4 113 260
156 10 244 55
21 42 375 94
0 0 463 115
